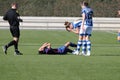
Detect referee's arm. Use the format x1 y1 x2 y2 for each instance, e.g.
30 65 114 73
3 13 8 21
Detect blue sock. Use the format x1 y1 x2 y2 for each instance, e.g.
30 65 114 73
82 40 87 54
86 40 91 53
70 42 77 47
77 40 82 51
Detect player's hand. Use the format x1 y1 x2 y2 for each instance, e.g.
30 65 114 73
19 19 23 22
66 28 71 32
81 25 85 31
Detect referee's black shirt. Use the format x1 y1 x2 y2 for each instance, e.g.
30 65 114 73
3 9 20 27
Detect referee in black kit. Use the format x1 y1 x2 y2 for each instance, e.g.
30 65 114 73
2 3 23 55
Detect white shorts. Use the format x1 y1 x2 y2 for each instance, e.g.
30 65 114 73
79 25 93 36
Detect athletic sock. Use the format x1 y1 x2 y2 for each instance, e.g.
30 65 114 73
69 42 77 47
7 40 16 48
77 40 82 51
66 48 73 53
14 41 18 51
82 40 87 54
86 40 91 53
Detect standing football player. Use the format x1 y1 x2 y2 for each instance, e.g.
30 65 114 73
73 1 93 56
65 20 81 34
117 9 120 42
117 9 120 16
64 20 85 55
2 3 23 55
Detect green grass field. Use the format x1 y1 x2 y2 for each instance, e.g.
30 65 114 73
0 30 120 80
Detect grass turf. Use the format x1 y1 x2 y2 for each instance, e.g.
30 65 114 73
0 30 120 80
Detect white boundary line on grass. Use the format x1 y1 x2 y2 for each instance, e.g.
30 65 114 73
19 43 64 46
17 43 120 47
105 31 117 35
1 43 120 47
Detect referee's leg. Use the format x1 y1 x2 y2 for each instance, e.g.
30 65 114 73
2 27 23 55
13 28 23 55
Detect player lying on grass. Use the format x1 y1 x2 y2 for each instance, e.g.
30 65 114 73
38 42 77 55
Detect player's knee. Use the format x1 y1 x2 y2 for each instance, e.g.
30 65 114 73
79 36 83 40
85 36 90 40
65 42 71 46
47 43 51 46
13 37 19 42
66 42 70 44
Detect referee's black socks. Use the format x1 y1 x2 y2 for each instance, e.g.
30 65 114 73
7 40 16 48
14 41 18 51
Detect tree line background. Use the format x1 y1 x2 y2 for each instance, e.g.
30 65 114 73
0 0 120 17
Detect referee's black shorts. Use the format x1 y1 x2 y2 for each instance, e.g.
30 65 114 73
10 26 20 38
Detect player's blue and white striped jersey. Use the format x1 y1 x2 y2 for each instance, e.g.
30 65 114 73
71 20 82 29
118 32 120 36
81 7 93 26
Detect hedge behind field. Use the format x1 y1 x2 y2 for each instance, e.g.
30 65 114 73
0 0 120 17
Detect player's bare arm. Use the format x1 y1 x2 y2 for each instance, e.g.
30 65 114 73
70 28 79 34
81 13 85 30
38 43 51 51
38 43 48 51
